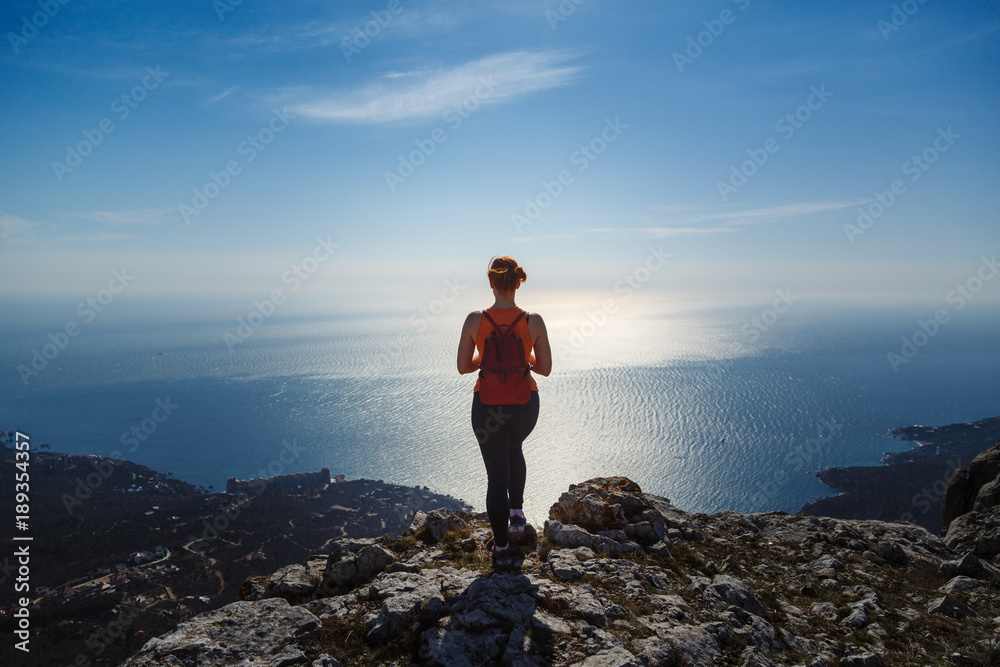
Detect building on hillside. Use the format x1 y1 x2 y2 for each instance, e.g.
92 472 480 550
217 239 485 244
43 454 75 472
131 550 156 565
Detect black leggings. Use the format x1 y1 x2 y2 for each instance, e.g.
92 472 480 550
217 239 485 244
471 390 539 548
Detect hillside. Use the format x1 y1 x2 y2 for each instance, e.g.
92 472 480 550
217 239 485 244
0 451 469 667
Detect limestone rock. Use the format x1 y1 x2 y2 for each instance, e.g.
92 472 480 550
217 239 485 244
410 508 469 543
927 594 978 619
419 626 507 666
242 557 327 603
740 646 776 667
944 508 1000 558
703 575 767 616
875 540 906 565
939 552 984 578
548 547 596 581
654 624 721 666
632 637 677 666
544 519 641 556
122 598 320 666
572 627 641 667
840 652 882 667
940 575 984 594
811 602 838 620
324 542 395 591
550 477 644 532
842 605 869 628
942 439 1000 531
303 594 355 620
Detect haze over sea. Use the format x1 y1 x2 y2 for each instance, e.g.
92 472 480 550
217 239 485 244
3 292 998 526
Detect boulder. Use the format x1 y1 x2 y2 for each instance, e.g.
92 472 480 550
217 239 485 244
632 637 677 667
940 576 984 594
410 508 469 543
927 595 978 619
842 606 869 629
840 653 882 667
740 646 777 667
240 557 328 603
811 602 838 620
654 624 722 666
544 520 641 556
875 540 906 565
545 478 697 557
324 542 395 591
939 552 984 578
703 575 767 617
942 439 1000 532
548 547 595 581
121 598 320 666
549 477 645 532
944 508 1000 559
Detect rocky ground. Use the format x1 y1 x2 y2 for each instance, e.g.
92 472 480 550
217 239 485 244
121 474 1000 667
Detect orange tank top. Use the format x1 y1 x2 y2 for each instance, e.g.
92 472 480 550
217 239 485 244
473 307 538 393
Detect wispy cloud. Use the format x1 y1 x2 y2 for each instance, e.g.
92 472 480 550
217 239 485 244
0 213 53 246
288 50 584 124
206 86 238 105
589 226 738 238
646 200 865 227
639 227 740 238
598 201 865 238
53 232 136 243
68 209 175 226
513 233 580 242
0 213 42 237
710 200 866 226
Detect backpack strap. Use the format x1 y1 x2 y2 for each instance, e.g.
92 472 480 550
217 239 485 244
481 309 525 333
481 310 499 331
507 310 526 330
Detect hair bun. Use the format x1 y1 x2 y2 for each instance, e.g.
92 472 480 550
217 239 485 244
487 256 526 291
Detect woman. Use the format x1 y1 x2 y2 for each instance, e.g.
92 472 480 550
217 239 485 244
456 256 552 567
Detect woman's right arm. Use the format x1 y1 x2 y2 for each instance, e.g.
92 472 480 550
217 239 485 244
528 313 552 377
456 312 481 374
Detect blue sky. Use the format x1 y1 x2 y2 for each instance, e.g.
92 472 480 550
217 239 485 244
1 0 998 321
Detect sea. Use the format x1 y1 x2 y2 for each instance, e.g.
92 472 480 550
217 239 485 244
2 293 998 526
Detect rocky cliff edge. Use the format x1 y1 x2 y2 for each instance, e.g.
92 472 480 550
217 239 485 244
122 476 1000 666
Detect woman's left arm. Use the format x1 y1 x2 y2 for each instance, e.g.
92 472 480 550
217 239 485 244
527 313 552 376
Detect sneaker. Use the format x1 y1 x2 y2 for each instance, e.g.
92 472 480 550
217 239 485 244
509 513 527 536
490 542 512 567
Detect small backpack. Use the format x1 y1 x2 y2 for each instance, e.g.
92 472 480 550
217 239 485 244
478 309 532 405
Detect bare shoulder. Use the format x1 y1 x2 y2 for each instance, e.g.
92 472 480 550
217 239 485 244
526 312 547 332
463 311 482 332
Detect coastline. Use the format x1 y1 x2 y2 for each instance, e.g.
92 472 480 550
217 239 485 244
799 415 1000 533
